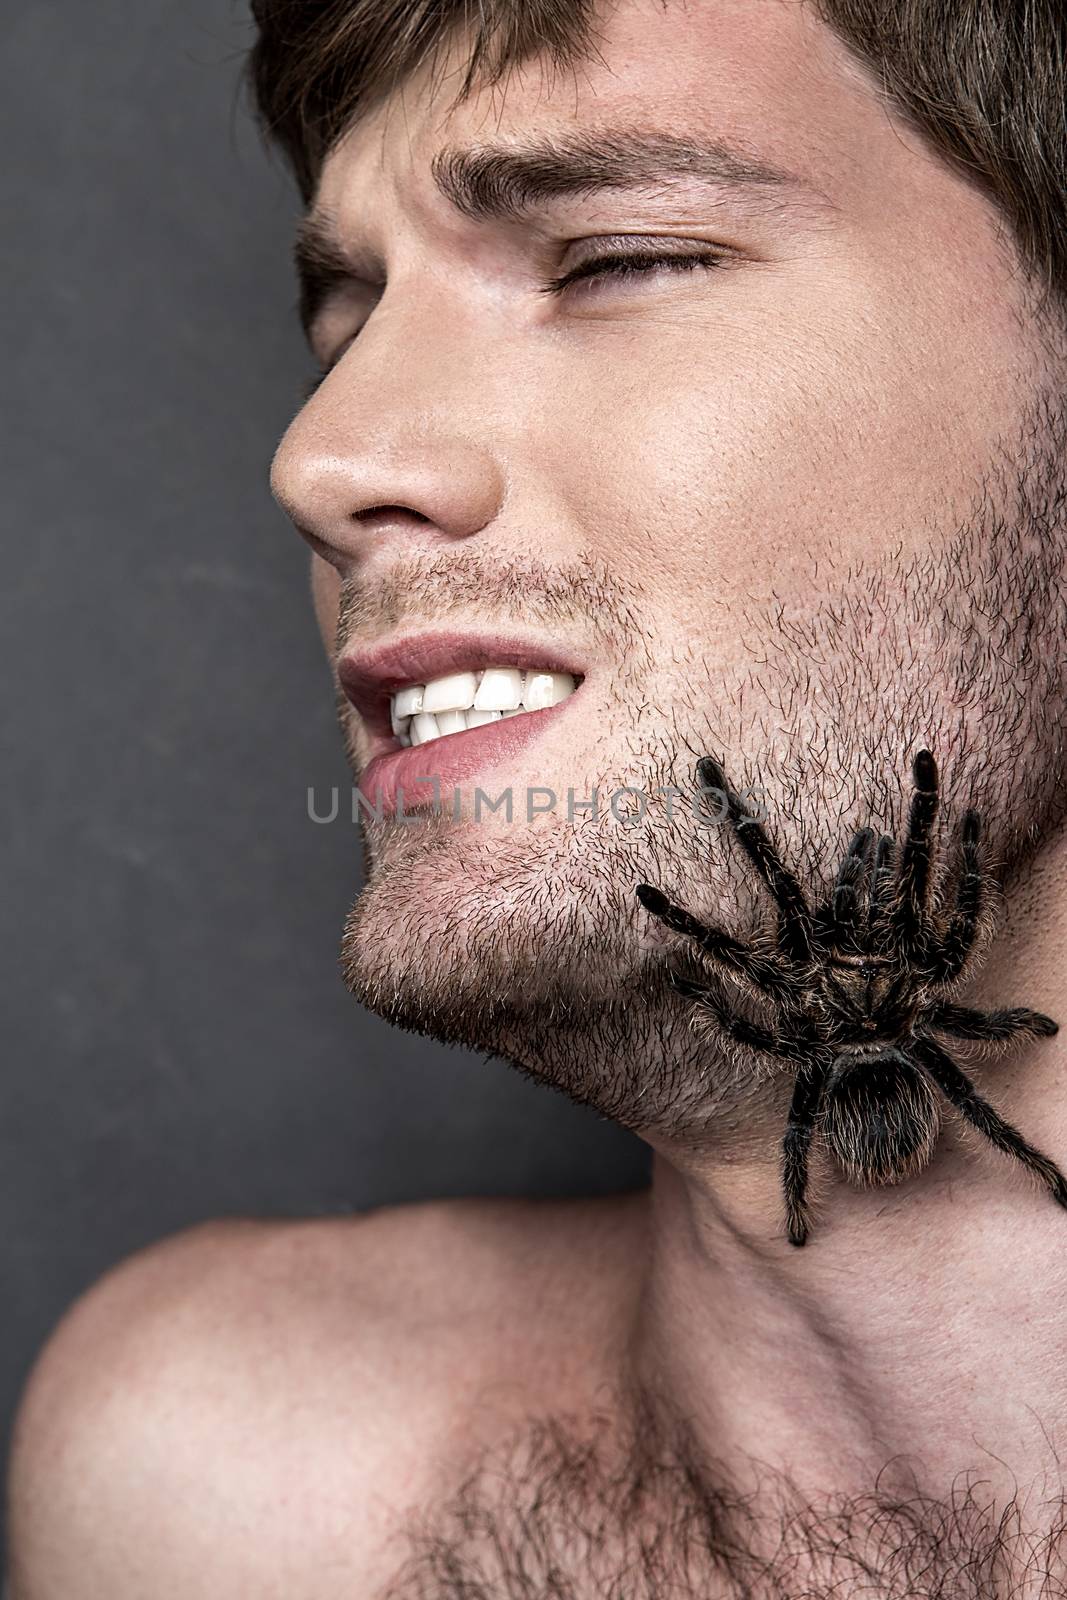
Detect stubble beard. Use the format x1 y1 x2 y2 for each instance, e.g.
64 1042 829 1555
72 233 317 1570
338 389 1067 1141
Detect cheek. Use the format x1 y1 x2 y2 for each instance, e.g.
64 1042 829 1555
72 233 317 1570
532 338 833 611
310 556 341 652
540 293 1014 616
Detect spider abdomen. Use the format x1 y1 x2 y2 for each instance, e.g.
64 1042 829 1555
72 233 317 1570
822 1047 941 1187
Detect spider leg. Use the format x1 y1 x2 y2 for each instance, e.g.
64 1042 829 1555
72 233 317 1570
892 749 940 960
813 827 876 951
867 832 897 949
782 1058 829 1247
909 1034 1067 1210
635 884 792 998
929 809 983 982
924 1003 1058 1045
667 972 818 1061
696 755 813 965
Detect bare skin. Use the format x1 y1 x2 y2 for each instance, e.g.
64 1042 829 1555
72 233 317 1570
8 0 1067 1593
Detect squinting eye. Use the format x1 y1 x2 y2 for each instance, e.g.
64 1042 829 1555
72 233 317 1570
540 249 730 297
300 249 730 396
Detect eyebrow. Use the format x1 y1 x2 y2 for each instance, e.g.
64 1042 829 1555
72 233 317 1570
294 125 830 337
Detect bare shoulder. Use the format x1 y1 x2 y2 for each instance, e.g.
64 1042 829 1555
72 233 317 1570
6 1189 649 1599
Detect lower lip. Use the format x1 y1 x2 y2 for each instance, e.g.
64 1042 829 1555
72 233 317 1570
357 700 574 818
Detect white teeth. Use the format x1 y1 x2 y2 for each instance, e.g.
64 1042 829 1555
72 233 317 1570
421 671 479 714
522 672 575 710
474 668 524 711
389 667 578 748
393 684 424 718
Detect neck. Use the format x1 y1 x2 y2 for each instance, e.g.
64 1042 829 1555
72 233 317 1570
630 835 1067 1506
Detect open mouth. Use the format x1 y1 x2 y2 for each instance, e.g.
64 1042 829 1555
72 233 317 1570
337 635 587 816
336 632 589 796
390 667 579 747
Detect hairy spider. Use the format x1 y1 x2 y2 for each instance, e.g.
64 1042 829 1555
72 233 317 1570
635 749 1065 1246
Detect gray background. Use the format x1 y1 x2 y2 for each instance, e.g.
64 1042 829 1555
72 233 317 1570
0 0 649 1552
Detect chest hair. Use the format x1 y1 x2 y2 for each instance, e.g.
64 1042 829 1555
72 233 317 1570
381 1392 1067 1600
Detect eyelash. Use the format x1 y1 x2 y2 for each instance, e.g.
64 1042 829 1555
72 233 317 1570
539 247 730 296
303 249 727 397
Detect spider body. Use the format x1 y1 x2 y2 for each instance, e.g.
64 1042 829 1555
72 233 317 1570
819 1044 941 1189
636 749 1065 1245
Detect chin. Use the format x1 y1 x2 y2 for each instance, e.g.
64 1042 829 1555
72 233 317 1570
339 809 647 1044
334 786 767 1147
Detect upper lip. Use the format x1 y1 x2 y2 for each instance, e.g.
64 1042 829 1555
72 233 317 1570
337 629 587 740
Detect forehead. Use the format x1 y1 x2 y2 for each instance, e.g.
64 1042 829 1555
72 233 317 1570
315 0 912 222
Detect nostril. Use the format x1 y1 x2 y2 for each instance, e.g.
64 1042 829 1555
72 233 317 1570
350 504 433 526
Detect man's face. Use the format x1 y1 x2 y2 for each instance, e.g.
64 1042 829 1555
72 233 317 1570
270 0 1066 1136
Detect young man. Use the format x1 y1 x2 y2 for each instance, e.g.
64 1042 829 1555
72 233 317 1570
8 0 1067 1593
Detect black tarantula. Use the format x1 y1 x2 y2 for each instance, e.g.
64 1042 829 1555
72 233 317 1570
636 750 1065 1246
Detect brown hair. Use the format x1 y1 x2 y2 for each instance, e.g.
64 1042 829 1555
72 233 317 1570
247 0 1067 306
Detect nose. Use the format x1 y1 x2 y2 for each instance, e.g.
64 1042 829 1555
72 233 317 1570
270 357 509 569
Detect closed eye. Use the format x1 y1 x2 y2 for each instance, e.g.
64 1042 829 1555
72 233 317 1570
539 248 732 297
302 248 732 397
